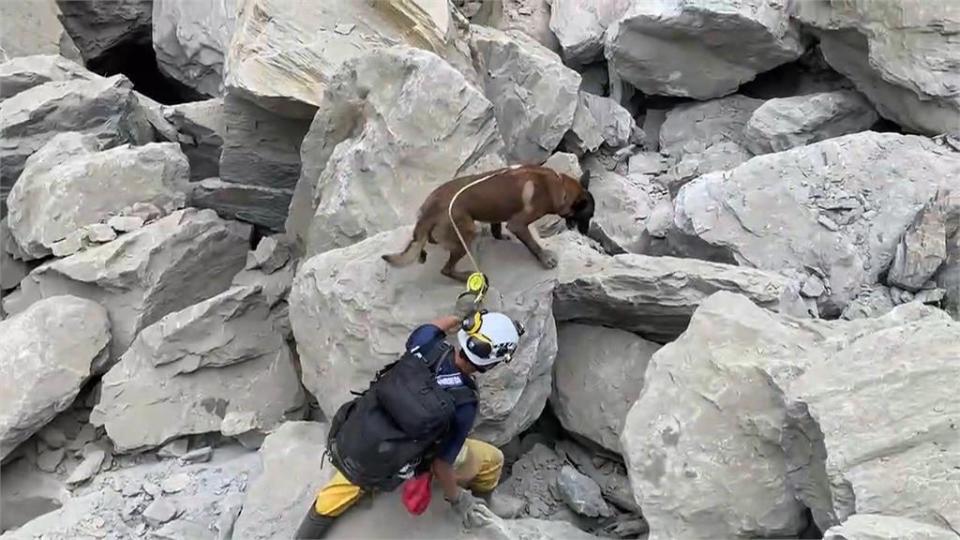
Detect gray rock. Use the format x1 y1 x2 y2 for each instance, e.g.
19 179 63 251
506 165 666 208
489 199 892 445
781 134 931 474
556 465 612 518
55 0 152 62
554 233 810 342
548 0 631 65
628 152 667 176
189 177 292 232
605 0 805 100
287 45 504 257
469 24 579 164
659 94 762 166
888 200 948 292
38 426 67 449
552 323 660 454
641 109 667 152
157 438 189 458
178 446 213 464
0 0 78 63
9 208 250 361
65 448 106 486
107 215 144 233
500 443 564 519
48 230 84 258
0 296 110 460
913 287 946 305
563 92 638 156
7 138 189 260
542 152 582 179
744 90 878 155
620 291 956 540
152 0 237 96
217 93 310 193
232 421 334 540
583 166 665 255
289 227 558 445
36 446 65 473
822 515 957 540
161 473 191 494
163 98 224 180
472 0 559 52
90 286 304 452
0 54 94 100
0 74 153 206
555 440 639 514
246 236 290 274
794 2 960 135
937 192 960 319
672 132 960 316
84 224 117 244
224 0 474 118
143 498 179 527
0 220 29 291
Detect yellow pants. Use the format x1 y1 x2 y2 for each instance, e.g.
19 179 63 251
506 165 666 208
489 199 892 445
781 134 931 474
313 438 504 517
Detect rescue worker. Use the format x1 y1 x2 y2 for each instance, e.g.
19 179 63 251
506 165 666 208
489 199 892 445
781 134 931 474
295 310 525 539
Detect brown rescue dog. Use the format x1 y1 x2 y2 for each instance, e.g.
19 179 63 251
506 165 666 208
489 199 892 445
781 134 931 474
381 165 594 281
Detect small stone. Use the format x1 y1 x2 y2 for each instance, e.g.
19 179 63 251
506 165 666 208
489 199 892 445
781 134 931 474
107 215 144 232
129 202 163 223
161 472 191 494
67 423 97 451
613 145 636 163
143 481 162 498
178 446 213 464
246 236 290 274
556 465 613 518
122 482 143 497
542 152 583 179
817 215 840 231
913 288 946 304
50 230 85 257
334 23 355 35
39 427 68 448
143 498 178 526
85 223 117 243
66 448 106 486
628 152 668 175
801 275 827 298
37 446 65 472
157 438 189 459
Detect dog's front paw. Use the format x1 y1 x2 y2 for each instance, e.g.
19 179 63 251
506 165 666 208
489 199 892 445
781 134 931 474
539 250 558 269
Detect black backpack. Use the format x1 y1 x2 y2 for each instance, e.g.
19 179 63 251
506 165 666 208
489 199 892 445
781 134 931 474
325 341 478 491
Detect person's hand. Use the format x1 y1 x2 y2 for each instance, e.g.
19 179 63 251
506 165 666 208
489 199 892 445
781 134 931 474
447 488 497 529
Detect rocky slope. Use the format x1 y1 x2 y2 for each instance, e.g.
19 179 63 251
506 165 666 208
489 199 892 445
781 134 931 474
2 1 958 539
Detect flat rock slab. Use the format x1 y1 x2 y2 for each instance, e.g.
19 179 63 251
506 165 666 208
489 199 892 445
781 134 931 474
152 0 237 96
0 295 110 460
290 227 559 445
553 233 810 342
0 54 95 101
91 286 303 453
822 515 958 540
8 208 250 362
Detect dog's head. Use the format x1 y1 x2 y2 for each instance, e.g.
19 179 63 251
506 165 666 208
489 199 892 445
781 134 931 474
565 170 594 235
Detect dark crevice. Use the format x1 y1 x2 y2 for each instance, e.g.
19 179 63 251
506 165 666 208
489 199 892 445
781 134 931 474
797 507 823 539
86 37 205 105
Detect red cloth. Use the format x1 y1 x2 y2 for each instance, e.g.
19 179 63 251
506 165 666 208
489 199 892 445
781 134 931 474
401 472 432 515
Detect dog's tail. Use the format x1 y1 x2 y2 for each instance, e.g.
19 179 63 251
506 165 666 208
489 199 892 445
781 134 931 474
382 217 432 267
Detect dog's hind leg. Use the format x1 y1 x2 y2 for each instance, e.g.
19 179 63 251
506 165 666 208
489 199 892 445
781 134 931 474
490 223 509 240
382 220 431 267
507 218 557 269
436 219 476 282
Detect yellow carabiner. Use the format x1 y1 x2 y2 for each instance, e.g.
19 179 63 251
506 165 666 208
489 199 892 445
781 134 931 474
466 272 488 304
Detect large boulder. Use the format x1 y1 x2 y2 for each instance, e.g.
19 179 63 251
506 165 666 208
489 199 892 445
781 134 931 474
0 74 153 205
554 234 810 342
582 165 666 255
286 45 504 257
563 92 638 156
937 190 960 319
232 421 333 540
551 323 660 454
887 199 949 292
0 219 29 292
469 24 580 164
793 0 960 135
189 178 291 232
55 0 152 63
289 227 558 445
548 0 631 65
822 515 957 540
152 0 238 97
659 94 762 165
472 0 559 52
744 90 879 155
671 132 960 316
91 286 303 452
224 0 473 118
7 208 250 361
163 98 224 180
604 0 806 100
7 137 190 260
0 55 94 101
218 93 311 195
620 292 958 540
0 296 110 460
0 0 77 62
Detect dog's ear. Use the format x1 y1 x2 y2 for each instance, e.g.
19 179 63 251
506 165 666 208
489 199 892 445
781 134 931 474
579 170 591 191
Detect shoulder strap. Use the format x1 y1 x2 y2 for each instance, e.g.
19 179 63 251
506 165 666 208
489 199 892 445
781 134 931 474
410 340 453 371
445 385 478 406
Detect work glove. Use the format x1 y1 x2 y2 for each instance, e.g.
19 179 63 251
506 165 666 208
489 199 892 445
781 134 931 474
447 488 498 530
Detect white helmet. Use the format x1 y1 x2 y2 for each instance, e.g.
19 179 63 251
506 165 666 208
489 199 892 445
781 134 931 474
457 310 524 368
